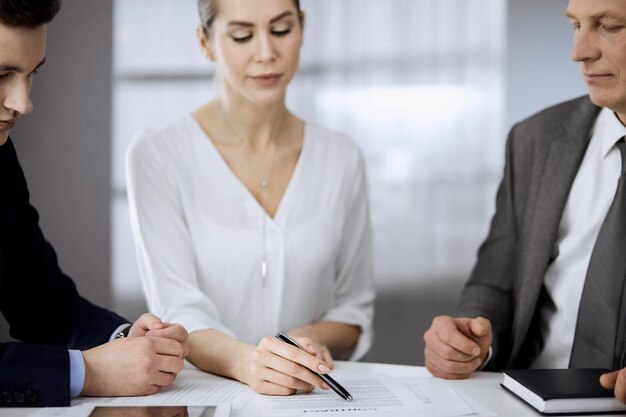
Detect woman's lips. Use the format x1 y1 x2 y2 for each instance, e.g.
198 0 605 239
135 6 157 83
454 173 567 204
250 73 282 86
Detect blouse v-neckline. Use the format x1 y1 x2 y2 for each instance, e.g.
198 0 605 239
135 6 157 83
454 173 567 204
186 114 309 223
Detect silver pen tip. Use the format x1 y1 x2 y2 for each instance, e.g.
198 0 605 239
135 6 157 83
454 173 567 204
346 396 353 402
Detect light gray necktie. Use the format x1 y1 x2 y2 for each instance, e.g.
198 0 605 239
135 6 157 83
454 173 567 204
570 139 626 370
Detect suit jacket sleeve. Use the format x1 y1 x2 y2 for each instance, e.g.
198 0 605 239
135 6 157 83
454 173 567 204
455 125 521 370
0 140 127 406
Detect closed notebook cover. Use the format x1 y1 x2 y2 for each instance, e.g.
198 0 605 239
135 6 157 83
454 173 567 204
504 369 613 400
502 369 626 415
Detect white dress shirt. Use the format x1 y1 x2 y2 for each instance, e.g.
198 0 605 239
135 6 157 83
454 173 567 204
126 116 375 359
531 108 626 368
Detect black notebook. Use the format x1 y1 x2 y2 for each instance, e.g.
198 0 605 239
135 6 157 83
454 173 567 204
501 369 626 415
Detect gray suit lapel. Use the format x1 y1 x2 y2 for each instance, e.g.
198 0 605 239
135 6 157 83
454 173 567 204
510 98 601 365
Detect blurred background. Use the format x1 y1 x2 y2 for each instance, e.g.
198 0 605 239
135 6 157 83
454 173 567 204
3 0 585 365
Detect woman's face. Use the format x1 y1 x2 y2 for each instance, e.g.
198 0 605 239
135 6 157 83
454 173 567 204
200 0 303 107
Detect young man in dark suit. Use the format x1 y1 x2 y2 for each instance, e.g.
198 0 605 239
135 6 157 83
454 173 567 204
0 0 188 407
424 0 626 403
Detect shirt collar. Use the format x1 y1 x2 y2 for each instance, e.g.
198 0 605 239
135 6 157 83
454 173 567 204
595 107 626 159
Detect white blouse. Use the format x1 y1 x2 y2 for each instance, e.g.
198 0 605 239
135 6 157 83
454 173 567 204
126 115 375 359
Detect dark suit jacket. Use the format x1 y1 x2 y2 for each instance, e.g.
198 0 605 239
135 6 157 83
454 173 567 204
456 95 604 370
0 138 127 407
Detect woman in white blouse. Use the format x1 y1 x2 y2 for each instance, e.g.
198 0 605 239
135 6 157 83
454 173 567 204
126 0 374 396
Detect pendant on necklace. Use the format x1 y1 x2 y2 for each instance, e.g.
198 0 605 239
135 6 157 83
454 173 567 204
261 259 267 285
261 180 268 188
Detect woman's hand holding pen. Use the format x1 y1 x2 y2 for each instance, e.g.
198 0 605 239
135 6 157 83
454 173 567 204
286 332 335 369
242 335 333 396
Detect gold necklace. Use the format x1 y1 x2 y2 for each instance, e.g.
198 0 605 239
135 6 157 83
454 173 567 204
220 103 285 286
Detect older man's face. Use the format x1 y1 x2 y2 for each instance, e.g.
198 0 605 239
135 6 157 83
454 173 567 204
0 22 46 146
568 0 626 121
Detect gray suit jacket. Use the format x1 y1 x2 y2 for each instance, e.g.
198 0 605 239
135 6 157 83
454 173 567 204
456 95 604 370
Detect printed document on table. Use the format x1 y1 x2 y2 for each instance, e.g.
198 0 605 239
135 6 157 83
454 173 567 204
253 373 474 416
71 369 250 409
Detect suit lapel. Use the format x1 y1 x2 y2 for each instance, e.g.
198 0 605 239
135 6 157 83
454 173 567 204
510 98 601 365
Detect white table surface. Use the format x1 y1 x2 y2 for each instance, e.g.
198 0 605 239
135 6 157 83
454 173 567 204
3 361 626 417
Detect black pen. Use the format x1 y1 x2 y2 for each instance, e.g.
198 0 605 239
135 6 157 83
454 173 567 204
275 332 353 401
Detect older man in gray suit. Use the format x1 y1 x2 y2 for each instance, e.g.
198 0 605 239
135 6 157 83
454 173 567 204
424 0 626 402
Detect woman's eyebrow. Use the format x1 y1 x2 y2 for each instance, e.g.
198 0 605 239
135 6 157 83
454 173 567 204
227 10 294 27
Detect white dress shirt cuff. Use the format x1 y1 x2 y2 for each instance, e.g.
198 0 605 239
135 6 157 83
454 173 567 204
68 349 86 398
478 346 493 371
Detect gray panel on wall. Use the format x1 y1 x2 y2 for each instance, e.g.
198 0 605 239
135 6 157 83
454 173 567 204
0 0 114 341
506 0 587 128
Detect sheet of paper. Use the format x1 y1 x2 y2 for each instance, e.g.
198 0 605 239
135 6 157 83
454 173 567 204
71 369 250 409
397 377 497 417
253 373 474 416
395 377 476 417
454 389 498 417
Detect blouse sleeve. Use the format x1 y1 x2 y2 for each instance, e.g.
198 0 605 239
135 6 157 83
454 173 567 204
125 131 236 338
319 146 375 360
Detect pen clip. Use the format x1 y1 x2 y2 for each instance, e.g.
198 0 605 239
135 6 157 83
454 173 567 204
276 332 303 349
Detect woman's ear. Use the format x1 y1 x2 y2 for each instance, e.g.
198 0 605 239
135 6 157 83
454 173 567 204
298 11 305 46
299 11 306 31
299 11 306 46
196 25 215 61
